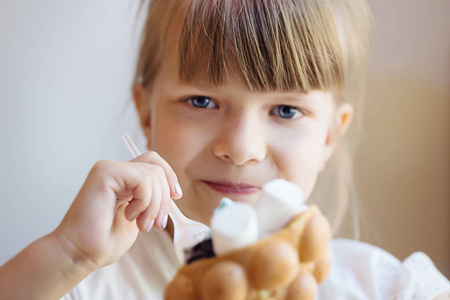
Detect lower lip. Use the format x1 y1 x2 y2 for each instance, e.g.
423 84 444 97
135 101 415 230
202 181 260 196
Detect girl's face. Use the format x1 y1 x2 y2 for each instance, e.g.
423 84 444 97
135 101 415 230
136 41 350 225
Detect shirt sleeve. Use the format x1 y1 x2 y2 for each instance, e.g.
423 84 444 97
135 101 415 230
60 287 78 300
395 252 449 300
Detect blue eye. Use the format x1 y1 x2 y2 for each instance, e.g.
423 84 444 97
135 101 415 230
271 105 302 119
188 96 218 109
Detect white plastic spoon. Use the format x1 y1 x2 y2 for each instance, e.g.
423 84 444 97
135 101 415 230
122 134 210 264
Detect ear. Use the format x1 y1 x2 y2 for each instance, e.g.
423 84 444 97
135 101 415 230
133 83 153 149
336 102 354 135
320 103 354 171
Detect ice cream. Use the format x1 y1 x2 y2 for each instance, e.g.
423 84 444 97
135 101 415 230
255 179 308 237
210 198 259 256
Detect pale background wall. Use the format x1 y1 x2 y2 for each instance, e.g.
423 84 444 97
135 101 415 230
0 0 147 265
355 0 450 278
1 0 449 279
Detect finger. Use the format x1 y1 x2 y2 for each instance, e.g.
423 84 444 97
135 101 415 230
116 162 169 230
138 164 170 230
87 159 172 231
122 168 153 221
136 175 162 232
154 172 171 229
131 151 183 199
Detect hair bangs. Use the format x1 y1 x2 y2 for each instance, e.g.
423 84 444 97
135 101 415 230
179 0 344 93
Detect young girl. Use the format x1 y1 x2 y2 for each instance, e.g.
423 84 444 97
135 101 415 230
0 0 448 299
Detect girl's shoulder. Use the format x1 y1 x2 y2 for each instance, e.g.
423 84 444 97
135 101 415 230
317 238 449 300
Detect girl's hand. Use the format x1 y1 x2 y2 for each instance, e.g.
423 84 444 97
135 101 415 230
52 151 182 271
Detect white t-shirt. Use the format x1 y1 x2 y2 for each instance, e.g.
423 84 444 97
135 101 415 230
62 230 449 300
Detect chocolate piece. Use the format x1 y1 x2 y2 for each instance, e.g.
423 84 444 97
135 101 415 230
185 238 216 264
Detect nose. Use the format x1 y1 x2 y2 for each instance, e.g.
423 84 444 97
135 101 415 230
212 112 267 165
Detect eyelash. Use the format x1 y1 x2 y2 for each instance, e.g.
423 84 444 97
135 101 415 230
186 96 304 120
186 96 219 109
269 105 303 119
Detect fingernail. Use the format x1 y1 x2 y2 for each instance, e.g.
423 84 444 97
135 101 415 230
131 213 140 221
146 219 155 233
160 214 168 229
174 183 182 196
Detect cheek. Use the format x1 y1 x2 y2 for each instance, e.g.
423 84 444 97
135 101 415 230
270 130 327 199
150 115 208 173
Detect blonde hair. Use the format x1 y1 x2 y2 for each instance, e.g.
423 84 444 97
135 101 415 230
135 0 373 237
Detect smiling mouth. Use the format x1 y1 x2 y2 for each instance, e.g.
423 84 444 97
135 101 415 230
201 180 261 196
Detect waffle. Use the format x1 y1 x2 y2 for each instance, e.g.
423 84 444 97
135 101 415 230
165 205 332 300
